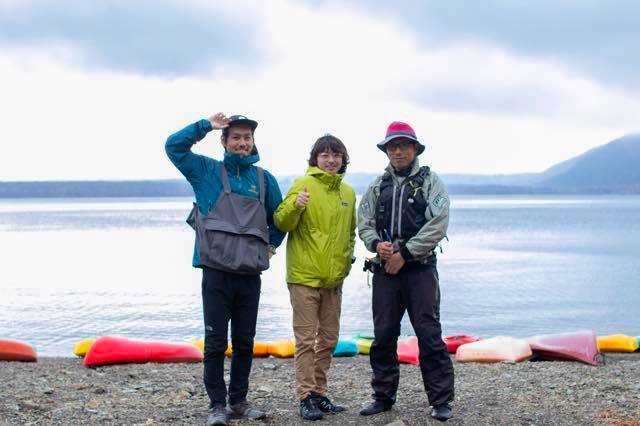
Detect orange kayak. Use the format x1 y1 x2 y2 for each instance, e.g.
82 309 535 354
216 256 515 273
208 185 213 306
0 339 37 362
84 336 203 367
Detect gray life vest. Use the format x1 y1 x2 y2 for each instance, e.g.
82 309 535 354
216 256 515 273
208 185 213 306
186 162 270 275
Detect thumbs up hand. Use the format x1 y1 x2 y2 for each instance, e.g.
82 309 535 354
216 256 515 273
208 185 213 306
295 186 310 208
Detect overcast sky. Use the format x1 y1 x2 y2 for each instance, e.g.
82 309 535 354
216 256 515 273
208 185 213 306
1 0 639 181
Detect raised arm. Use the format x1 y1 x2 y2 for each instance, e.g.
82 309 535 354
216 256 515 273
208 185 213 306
165 113 231 188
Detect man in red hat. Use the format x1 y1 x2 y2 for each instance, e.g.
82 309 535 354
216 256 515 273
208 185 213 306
357 121 454 421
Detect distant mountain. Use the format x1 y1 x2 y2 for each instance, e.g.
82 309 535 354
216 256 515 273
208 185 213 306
539 134 640 191
2 135 639 197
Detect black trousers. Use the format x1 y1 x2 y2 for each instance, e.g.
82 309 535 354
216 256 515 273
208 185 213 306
369 265 454 406
201 266 261 406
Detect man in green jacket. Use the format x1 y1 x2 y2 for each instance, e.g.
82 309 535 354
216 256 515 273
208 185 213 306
357 121 454 422
274 135 356 421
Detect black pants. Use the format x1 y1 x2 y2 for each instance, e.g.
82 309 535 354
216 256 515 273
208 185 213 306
202 266 261 406
369 265 454 406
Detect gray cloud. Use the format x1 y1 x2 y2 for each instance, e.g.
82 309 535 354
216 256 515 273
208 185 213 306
0 1 263 76
318 0 640 91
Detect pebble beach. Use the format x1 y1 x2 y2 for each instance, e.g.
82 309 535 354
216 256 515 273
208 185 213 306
2 354 639 425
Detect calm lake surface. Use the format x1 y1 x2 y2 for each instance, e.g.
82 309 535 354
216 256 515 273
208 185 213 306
1 195 639 356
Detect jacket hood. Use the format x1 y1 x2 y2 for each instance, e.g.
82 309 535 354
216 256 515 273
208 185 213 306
306 166 344 190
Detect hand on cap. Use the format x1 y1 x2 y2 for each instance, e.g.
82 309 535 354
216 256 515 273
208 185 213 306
208 112 230 130
295 187 310 208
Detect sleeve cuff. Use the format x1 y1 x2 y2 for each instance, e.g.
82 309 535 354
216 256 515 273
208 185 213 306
400 245 414 261
201 119 213 132
370 239 381 252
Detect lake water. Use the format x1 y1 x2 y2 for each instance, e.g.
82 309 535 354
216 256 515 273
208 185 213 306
1 196 639 356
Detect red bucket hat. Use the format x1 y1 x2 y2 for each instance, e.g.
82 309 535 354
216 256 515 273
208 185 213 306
377 121 425 155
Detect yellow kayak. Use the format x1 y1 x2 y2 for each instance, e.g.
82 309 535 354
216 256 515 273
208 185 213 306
268 339 295 358
355 337 373 355
73 338 97 357
597 334 639 352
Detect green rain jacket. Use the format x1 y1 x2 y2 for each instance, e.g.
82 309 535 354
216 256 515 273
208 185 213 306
274 166 356 288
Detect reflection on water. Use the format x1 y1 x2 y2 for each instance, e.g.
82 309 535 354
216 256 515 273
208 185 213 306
1 195 639 356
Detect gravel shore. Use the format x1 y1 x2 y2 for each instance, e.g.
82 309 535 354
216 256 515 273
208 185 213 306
1 354 639 425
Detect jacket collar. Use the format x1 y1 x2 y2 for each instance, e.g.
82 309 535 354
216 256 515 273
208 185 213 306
306 166 343 190
223 146 260 171
385 159 421 181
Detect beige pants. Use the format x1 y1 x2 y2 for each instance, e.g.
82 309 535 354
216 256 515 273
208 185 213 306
288 283 342 400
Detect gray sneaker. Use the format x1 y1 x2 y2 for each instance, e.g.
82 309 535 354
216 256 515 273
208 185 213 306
226 401 267 420
205 404 228 426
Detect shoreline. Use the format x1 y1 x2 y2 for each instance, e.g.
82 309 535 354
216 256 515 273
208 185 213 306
2 354 639 425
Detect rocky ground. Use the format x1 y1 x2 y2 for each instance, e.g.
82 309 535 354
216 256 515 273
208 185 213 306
1 354 639 425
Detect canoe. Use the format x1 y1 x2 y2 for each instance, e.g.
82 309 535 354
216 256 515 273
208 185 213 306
443 335 480 354
83 336 203 367
73 338 96 357
526 330 599 365
355 337 373 355
596 334 639 353
0 339 37 362
190 339 268 357
333 339 358 357
268 339 295 358
455 336 532 363
397 337 419 365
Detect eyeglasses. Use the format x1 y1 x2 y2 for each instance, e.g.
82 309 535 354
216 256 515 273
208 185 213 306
386 141 415 152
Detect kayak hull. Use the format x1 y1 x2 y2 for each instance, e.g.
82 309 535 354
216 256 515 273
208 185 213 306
0 339 37 362
456 336 532 363
83 336 203 367
526 330 599 366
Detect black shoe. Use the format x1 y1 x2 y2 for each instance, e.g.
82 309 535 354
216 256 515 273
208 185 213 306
299 395 323 421
431 403 453 421
359 400 393 416
205 404 229 426
226 401 266 419
311 393 345 414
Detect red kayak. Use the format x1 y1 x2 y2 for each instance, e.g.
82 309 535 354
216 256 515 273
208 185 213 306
526 330 599 366
443 335 480 354
397 337 420 365
84 336 203 367
0 339 37 362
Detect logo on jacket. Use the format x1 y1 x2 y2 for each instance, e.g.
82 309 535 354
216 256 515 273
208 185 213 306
432 193 447 208
248 185 259 195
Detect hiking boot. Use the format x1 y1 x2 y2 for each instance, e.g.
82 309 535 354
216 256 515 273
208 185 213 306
359 400 392 416
311 393 345 414
205 404 228 426
299 395 323 421
226 400 266 420
431 403 453 421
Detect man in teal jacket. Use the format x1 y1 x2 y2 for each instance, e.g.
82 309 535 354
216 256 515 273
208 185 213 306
166 113 284 426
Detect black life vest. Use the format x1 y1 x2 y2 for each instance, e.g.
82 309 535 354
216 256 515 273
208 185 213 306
375 166 431 241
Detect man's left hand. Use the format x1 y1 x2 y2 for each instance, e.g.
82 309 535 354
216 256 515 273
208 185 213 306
384 252 405 274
